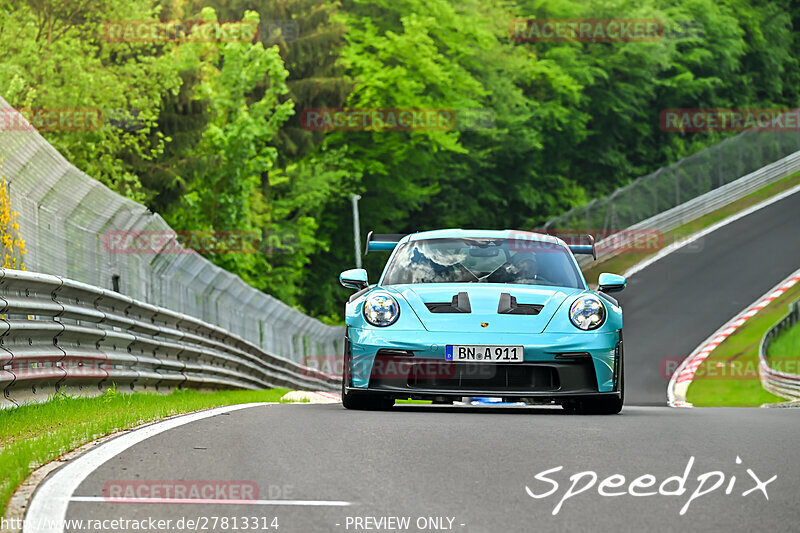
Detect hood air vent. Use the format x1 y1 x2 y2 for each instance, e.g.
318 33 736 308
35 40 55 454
424 292 472 313
498 293 543 315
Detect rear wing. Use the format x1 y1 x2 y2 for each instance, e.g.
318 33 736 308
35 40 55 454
364 231 595 259
364 232 407 255
567 234 596 260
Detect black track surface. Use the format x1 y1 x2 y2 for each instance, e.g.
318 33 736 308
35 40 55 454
65 404 800 533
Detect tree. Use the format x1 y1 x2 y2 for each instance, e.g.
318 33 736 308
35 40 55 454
0 0 181 200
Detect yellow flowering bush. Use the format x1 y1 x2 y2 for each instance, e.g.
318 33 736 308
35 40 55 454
0 159 26 270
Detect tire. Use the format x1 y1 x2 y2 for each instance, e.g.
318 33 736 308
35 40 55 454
341 337 394 411
564 341 624 415
569 394 623 415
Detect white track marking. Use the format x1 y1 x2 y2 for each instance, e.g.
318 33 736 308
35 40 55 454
70 496 351 506
624 183 800 279
24 403 267 533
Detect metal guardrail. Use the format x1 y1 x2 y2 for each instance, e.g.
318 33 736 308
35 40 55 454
571 150 800 267
0 95 344 365
0 268 340 407
759 299 800 400
544 112 800 236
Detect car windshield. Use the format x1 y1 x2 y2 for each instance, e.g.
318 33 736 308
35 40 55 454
382 237 584 288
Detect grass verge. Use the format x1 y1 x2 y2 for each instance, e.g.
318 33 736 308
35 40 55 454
581 171 800 285
765 314 800 368
0 387 290 516
685 284 800 407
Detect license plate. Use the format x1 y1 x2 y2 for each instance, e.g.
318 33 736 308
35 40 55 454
445 345 524 363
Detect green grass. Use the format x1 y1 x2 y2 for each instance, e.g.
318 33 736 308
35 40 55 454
0 387 290 516
581 171 800 285
766 315 800 370
686 285 800 407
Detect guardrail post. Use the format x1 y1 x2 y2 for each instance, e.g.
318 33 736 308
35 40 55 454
674 168 680 207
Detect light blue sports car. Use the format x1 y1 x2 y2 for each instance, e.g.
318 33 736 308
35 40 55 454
339 229 626 414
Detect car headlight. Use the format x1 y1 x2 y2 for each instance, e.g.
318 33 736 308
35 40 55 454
363 292 400 327
569 296 606 330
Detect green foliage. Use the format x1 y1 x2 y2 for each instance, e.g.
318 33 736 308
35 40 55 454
1 0 799 321
160 8 352 304
0 0 181 200
299 0 800 319
165 8 295 235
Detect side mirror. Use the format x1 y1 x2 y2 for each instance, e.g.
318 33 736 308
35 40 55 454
340 268 368 290
598 273 626 293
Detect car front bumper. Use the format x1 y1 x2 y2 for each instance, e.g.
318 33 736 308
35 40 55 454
346 327 622 397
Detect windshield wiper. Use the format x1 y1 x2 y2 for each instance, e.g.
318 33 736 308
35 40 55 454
454 262 480 282
478 261 511 282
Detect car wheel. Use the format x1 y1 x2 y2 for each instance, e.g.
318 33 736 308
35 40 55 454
341 339 394 410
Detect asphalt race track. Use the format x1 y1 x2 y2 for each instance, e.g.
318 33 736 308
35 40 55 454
63 405 799 532
29 188 800 533
620 188 800 405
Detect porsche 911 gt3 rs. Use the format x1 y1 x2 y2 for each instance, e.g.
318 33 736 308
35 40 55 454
339 229 626 414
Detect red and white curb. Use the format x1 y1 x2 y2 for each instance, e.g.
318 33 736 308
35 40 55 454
280 390 341 403
315 391 342 402
668 268 800 407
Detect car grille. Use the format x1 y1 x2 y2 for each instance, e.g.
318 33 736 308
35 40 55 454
368 356 560 392
410 363 559 391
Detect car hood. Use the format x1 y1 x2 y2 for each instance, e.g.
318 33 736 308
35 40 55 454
383 283 584 333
